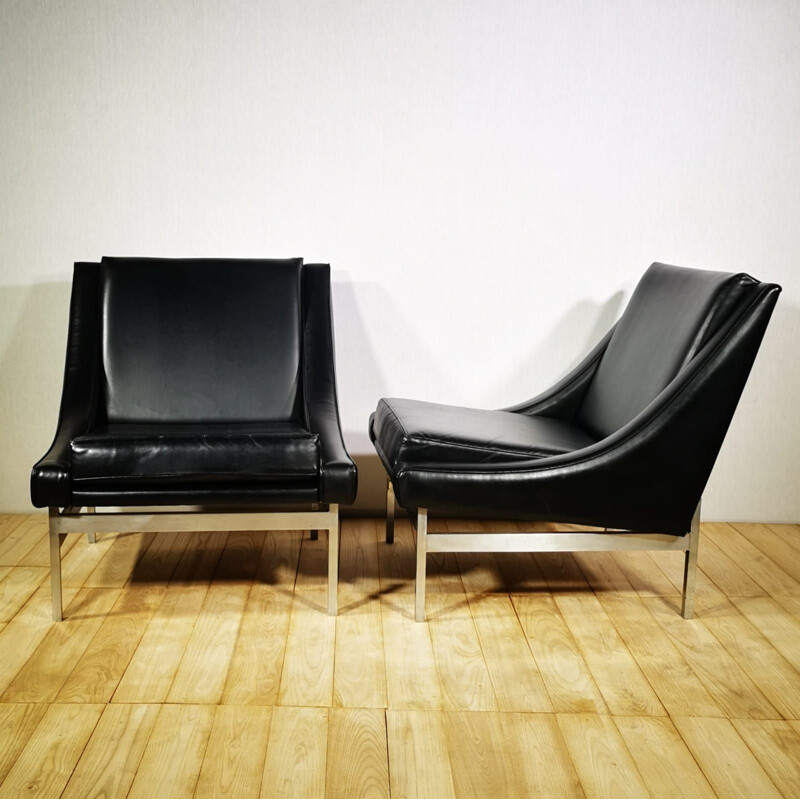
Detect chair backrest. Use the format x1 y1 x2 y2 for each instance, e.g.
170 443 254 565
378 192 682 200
100 257 304 423
576 262 760 438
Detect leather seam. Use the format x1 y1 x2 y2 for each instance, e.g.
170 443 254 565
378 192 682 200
403 434 562 459
72 471 320 481
71 435 318 444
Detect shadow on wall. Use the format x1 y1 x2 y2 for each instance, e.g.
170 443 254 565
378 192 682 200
493 291 626 404
0 281 72 512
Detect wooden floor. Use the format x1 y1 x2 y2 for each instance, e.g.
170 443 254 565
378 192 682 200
0 514 799 798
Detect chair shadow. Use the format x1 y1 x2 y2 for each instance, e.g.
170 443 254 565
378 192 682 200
493 292 625 404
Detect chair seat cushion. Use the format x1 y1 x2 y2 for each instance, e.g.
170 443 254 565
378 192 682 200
70 423 320 486
370 398 596 473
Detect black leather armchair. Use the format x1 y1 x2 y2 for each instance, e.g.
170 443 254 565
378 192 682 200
33 257 356 620
369 263 780 621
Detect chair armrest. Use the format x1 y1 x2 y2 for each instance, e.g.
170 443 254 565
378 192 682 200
503 326 615 419
31 434 75 509
302 264 358 505
397 284 780 533
31 263 102 508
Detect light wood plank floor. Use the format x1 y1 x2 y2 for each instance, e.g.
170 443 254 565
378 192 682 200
0 513 799 798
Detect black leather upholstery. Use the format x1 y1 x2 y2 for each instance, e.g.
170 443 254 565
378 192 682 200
30 263 102 508
101 258 304 423
576 264 759 438
69 482 320 508
371 398 595 470
369 263 780 534
31 258 357 508
70 423 320 483
302 264 358 506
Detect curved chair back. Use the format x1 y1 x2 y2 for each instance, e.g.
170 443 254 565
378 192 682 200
576 263 765 438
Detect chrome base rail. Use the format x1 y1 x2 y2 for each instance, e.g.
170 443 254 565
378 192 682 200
48 503 340 621
393 480 701 623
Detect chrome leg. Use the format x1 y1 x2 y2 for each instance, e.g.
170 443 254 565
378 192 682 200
311 503 319 540
86 507 96 543
49 509 65 621
415 508 428 622
681 502 701 619
386 479 395 544
327 504 339 615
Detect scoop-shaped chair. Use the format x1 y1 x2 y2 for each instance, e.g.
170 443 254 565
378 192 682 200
369 263 780 620
32 257 357 620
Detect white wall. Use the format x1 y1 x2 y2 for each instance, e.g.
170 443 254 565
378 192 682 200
1 0 798 519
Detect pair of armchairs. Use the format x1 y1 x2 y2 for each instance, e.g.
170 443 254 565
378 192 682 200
31 258 780 622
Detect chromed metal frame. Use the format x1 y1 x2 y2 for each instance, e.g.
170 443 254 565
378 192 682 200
386 478 700 622
48 503 340 621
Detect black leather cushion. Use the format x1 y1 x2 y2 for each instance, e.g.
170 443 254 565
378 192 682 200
100 257 304 423
577 263 758 438
371 398 596 471
70 423 319 486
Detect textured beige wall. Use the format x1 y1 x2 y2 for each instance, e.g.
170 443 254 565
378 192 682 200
1 1 799 519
